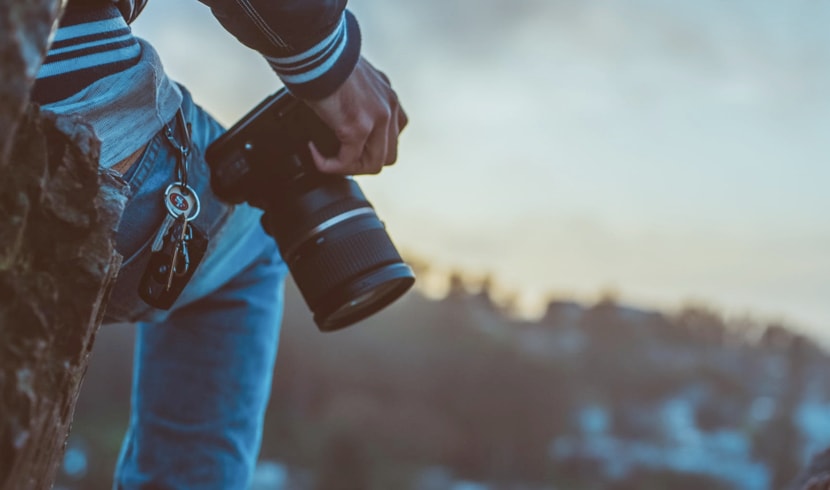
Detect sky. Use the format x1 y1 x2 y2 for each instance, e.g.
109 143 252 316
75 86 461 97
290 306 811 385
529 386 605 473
133 0 830 339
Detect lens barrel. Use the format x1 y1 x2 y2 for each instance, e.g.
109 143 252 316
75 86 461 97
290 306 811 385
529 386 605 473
262 178 414 331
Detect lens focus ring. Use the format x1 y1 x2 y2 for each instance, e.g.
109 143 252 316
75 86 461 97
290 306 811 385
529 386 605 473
282 207 375 259
289 220 405 307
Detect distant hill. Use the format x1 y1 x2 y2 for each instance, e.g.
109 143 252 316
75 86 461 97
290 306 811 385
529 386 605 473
58 279 829 490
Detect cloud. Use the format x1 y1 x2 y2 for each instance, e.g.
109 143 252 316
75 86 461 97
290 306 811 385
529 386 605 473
132 0 830 334
352 0 830 113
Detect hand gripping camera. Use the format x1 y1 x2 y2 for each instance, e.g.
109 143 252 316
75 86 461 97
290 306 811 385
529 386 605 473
205 89 415 331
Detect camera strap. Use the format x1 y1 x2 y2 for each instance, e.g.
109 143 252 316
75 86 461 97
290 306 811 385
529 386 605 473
137 108 209 310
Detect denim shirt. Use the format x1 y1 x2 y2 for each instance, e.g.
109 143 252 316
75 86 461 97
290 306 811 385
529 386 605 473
40 39 182 169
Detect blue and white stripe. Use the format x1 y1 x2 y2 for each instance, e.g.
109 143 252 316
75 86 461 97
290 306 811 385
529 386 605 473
265 15 346 85
51 17 128 44
263 11 361 99
32 2 361 103
39 16 139 79
33 6 141 104
38 40 140 79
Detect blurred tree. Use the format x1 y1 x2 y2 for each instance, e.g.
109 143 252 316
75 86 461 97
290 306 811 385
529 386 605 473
62 253 830 489
769 335 810 489
447 271 467 301
761 323 799 351
674 304 727 345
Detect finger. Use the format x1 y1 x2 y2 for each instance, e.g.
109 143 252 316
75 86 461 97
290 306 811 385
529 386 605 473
384 107 400 166
398 105 409 132
309 139 364 175
378 70 392 86
308 142 328 170
362 122 389 174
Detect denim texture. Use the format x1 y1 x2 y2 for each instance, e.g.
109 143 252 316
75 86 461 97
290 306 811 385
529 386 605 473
38 39 183 168
107 86 288 489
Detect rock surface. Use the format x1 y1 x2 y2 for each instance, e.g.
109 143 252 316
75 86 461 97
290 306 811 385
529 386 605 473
0 1 128 488
0 0 61 164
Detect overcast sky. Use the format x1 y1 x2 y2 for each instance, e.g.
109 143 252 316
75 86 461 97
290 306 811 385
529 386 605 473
134 0 830 339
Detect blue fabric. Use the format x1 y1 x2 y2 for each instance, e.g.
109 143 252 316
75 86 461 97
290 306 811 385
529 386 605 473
33 6 141 104
47 0 359 102
107 86 288 489
37 39 183 169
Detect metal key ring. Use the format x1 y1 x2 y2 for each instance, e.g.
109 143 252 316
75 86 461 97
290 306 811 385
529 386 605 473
164 182 201 221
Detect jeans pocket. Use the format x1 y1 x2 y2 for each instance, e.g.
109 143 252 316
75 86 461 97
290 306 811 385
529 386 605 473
113 136 168 264
103 233 158 323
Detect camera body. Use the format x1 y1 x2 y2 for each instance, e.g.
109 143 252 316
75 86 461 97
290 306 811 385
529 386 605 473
207 89 339 206
205 89 414 331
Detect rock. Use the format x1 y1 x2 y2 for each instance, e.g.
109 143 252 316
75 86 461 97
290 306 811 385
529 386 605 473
0 2 128 488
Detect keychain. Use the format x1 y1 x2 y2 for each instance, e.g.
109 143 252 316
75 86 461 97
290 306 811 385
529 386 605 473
138 110 209 310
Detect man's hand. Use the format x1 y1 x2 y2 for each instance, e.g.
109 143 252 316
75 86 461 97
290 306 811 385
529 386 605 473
304 57 408 175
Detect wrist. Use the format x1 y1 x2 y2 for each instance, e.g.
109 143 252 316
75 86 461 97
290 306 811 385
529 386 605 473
264 11 362 100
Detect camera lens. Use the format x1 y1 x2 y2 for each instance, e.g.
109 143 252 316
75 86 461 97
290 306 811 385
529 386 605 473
317 264 414 330
261 178 415 331
207 89 415 331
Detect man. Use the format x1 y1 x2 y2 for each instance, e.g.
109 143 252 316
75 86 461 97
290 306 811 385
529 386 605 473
33 0 406 488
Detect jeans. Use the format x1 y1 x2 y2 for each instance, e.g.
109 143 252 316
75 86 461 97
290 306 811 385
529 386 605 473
106 86 288 489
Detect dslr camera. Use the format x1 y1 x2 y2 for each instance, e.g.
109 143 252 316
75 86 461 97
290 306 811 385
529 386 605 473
205 89 415 331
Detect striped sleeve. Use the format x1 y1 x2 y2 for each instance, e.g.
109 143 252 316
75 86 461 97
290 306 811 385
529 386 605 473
32 5 142 104
200 1 361 100
262 11 360 99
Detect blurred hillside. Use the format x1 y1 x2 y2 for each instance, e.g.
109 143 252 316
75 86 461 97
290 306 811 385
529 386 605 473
55 275 830 490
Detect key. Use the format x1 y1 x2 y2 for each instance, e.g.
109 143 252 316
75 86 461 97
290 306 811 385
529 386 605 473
164 214 189 290
164 182 201 221
174 226 193 278
151 182 202 252
139 221 208 310
151 213 177 252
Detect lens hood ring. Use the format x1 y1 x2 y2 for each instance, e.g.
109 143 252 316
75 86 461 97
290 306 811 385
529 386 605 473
283 206 376 259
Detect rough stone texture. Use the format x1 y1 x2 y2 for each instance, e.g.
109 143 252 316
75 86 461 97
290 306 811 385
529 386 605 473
0 0 128 488
0 0 62 164
0 105 127 490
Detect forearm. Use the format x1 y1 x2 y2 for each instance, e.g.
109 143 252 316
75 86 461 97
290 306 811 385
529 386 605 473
197 0 361 99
